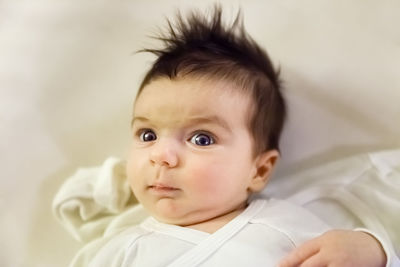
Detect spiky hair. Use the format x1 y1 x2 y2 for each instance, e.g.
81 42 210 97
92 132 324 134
136 5 286 154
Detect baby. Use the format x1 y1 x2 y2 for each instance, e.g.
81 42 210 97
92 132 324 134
85 6 390 267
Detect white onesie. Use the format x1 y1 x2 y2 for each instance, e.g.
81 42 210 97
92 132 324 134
85 198 330 267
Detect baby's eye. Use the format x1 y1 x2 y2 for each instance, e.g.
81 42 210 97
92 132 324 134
139 129 157 142
189 133 215 146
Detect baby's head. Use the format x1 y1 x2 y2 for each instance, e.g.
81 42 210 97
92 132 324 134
127 6 286 227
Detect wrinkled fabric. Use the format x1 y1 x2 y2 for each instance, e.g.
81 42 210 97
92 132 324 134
53 150 400 266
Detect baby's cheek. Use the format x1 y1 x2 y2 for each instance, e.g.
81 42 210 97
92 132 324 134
188 163 225 194
126 158 146 190
126 160 138 182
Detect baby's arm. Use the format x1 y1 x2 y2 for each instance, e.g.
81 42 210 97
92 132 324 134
278 230 387 267
272 150 400 267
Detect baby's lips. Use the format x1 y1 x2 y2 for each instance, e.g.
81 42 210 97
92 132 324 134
149 183 179 190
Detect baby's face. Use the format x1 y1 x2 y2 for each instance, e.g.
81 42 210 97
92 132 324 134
127 76 259 226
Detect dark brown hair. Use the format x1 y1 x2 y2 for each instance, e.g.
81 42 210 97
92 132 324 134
136 5 286 154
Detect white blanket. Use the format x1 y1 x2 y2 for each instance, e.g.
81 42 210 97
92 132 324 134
53 149 400 266
52 157 148 243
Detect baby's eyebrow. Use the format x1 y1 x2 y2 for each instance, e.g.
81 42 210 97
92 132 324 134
187 116 232 133
131 115 232 133
131 116 148 127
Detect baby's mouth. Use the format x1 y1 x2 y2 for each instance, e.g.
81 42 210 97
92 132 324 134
148 183 180 194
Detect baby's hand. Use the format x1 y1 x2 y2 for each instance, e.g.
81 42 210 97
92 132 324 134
278 230 386 267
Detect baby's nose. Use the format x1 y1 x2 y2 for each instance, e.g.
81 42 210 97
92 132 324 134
149 138 179 167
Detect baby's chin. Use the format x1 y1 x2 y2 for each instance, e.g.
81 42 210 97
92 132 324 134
154 215 200 227
147 201 216 227
151 208 207 227
150 205 245 234
143 197 247 230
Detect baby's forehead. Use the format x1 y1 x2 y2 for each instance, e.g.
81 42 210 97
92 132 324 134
133 77 253 128
136 76 251 103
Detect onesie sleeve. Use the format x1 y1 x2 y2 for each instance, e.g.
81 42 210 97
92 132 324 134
355 228 400 267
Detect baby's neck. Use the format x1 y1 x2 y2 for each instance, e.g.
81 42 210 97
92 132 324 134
184 205 246 234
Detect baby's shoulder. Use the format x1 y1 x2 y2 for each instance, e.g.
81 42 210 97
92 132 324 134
252 198 328 221
249 198 331 246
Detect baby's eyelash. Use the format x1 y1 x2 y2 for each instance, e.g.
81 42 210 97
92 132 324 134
188 130 217 146
134 128 157 141
133 128 145 137
132 128 218 145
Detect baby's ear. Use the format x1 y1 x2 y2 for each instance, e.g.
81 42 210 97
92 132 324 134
248 149 279 193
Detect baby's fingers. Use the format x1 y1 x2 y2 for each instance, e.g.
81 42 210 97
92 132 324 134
277 239 320 267
298 253 326 267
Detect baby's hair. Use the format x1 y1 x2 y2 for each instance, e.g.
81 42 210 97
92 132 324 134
137 5 286 155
